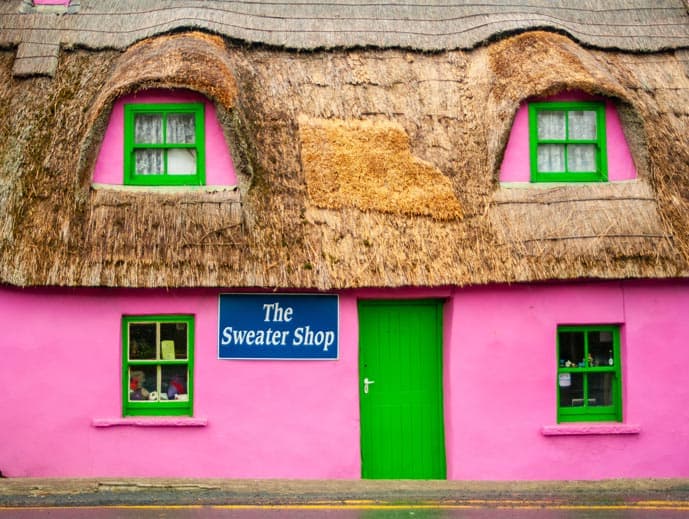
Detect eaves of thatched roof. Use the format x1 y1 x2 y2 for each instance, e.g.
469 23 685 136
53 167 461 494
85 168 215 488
1 4 689 290
3 0 689 76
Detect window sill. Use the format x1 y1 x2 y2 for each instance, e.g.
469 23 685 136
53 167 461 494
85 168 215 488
92 417 208 428
91 183 237 193
541 423 640 436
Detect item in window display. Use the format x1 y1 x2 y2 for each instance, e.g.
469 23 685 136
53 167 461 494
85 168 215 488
161 340 175 360
148 391 158 401
129 370 149 400
167 375 185 400
608 350 613 365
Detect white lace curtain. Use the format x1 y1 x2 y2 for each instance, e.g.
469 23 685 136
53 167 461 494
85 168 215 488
134 113 196 175
537 110 597 173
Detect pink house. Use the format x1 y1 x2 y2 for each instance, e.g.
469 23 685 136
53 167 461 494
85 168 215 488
2 2 689 481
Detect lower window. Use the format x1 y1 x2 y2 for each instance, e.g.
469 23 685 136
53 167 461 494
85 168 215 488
122 315 194 416
557 325 621 422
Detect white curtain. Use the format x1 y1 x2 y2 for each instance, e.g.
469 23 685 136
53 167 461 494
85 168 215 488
568 110 596 139
538 144 565 172
567 144 596 172
167 114 195 144
135 150 163 175
537 111 566 140
537 110 597 173
134 114 163 144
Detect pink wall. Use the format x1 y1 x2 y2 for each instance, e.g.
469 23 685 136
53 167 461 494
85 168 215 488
92 90 238 186
33 0 69 5
499 92 637 182
2 281 688 479
0 289 360 478
445 282 689 480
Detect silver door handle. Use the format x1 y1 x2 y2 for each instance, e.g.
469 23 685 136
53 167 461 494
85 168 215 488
364 378 375 394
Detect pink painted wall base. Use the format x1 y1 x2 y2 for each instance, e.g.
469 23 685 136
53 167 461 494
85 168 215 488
1 280 688 479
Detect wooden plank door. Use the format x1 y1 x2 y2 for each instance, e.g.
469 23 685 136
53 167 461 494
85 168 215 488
358 299 446 479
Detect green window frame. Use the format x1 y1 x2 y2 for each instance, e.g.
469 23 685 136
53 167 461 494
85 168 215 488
124 103 205 186
529 101 607 182
122 315 194 417
557 325 622 423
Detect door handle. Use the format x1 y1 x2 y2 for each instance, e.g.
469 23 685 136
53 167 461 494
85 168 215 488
364 378 375 394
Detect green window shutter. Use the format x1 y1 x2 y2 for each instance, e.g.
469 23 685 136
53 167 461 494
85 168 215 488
556 325 622 423
122 315 194 417
123 103 205 186
529 101 607 183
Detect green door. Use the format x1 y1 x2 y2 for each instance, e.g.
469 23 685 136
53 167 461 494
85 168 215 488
358 299 446 479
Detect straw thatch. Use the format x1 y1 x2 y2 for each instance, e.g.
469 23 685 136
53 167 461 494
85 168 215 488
3 0 689 58
299 116 462 221
2 11 689 289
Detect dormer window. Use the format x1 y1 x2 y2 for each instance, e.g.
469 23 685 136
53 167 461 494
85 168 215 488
499 92 635 184
124 103 205 186
93 89 237 188
529 101 607 182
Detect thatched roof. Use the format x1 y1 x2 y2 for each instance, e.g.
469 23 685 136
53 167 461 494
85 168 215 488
1 4 689 289
4 0 689 76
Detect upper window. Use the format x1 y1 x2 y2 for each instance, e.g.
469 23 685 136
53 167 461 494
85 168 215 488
529 101 607 182
122 315 194 417
557 325 621 423
124 103 205 186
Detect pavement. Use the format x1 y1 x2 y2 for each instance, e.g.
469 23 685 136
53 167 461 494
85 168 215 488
1 478 689 509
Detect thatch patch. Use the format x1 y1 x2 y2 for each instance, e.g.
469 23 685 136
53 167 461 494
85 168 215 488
299 116 462 221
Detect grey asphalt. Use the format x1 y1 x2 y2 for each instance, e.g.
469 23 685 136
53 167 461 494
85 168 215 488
1 478 689 509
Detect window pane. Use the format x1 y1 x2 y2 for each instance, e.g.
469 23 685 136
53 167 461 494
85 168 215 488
129 323 156 360
160 322 188 360
568 110 597 140
588 330 615 367
567 144 596 172
559 372 584 407
167 149 197 175
537 144 565 172
134 114 163 144
162 365 188 401
537 111 566 140
167 114 196 144
559 330 585 367
588 372 614 407
129 366 158 401
134 149 164 175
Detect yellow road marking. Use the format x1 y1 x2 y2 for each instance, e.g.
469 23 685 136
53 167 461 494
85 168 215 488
3 501 689 511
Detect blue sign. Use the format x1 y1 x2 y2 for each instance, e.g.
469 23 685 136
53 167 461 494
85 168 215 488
218 294 339 360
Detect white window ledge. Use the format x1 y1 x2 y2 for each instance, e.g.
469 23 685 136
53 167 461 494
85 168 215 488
92 417 208 428
91 183 237 193
541 423 640 436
